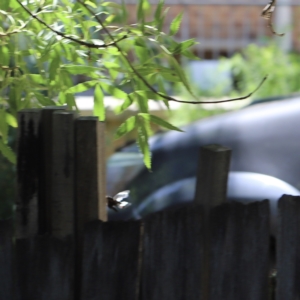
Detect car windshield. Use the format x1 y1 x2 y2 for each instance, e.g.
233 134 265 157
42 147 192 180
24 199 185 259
106 152 145 196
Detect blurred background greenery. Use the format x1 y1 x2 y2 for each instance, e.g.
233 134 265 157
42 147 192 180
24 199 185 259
2 42 300 219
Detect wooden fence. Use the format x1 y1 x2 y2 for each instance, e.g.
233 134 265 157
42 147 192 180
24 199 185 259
1 107 300 299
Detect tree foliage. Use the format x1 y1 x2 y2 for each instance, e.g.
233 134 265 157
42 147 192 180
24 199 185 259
0 0 267 168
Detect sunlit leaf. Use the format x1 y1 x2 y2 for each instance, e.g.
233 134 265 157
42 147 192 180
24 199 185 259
0 138 16 164
137 119 151 169
115 116 137 139
66 80 98 94
141 113 183 132
5 113 17 128
94 83 105 121
169 12 183 36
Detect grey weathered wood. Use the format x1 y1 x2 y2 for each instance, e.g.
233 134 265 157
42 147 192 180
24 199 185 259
14 236 74 300
51 111 76 238
194 144 231 300
74 117 107 299
209 201 270 300
39 106 66 235
141 204 204 300
16 109 41 238
80 220 141 300
0 220 13 300
276 195 300 300
194 144 231 208
75 117 107 237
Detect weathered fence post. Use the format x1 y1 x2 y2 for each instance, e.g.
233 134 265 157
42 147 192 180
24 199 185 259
209 201 270 300
276 195 300 300
194 144 231 300
74 117 107 235
141 204 204 300
74 117 107 299
14 107 75 300
0 220 13 300
80 220 141 300
194 144 231 209
51 111 76 238
16 109 41 238
39 106 66 235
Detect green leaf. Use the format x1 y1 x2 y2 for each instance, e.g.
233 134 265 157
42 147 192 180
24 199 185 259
115 116 137 139
173 39 198 54
157 76 169 109
62 65 100 75
134 90 159 100
114 95 133 114
66 93 77 110
84 1 97 8
102 2 122 9
154 0 164 23
66 80 98 94
169 12 183 36
49 54 61 81
136 92 148 113
142 114 183 132
181 49 200 60
5 113 17 128
0 138 16 164
101 83 127 99
34 92 56 106
26 74 46 85
0 110 8 142
94 84 105 121
137 119 151 169
167 56 197 99
58 91 66 105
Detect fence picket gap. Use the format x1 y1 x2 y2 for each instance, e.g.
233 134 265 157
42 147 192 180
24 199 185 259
194 144 231 300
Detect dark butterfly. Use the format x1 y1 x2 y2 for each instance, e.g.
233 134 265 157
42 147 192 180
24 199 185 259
106 190 131 212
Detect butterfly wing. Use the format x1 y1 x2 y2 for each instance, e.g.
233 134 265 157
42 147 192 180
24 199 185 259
113 190 130 202
261 0 275 19
117 201 132 209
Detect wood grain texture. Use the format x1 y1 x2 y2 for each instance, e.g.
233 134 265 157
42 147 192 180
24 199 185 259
39 107 66 235
209 201 270 300
16 109 41 238
80 220 141 300
14 236 74 300
194 144 231 208
194 144 231 300
0 220 13 300
276 195 300 300
51 111 76 238
75 117 107 239
141 204 204 300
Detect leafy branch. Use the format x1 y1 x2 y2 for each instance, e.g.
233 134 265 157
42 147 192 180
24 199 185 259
78 0 266 105
0 0 272 168
16 0 128 48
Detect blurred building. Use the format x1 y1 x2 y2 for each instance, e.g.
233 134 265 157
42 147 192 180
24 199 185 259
116 0 300 58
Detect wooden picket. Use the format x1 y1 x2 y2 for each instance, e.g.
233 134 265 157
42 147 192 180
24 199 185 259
0 107 299 299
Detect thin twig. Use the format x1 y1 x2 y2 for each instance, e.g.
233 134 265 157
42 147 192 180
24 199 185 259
78 0 267 105
16 0 127 48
